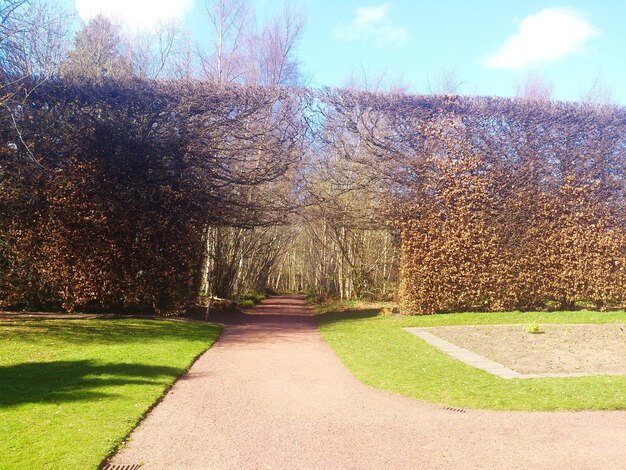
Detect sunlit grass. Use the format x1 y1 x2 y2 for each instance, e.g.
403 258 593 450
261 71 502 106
0 319 221 469
318 302 626 411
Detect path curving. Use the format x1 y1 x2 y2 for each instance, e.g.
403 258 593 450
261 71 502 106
110 295 626 469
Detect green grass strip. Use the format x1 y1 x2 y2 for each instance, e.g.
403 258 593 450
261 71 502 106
0 318 221 469
318 305 626 411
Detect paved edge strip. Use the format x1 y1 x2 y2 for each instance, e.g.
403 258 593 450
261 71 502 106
403 327 626 379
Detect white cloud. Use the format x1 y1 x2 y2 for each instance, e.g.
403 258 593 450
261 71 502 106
484 8 596 70
75 0 193 30
334 3 409 47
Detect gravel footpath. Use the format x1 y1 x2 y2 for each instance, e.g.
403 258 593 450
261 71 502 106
110 295 626 469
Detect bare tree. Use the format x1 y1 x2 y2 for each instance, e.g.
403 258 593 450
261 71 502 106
0 0 71 80
131 19 184 79
167 30 195 80
199 0 252 83
245 4 305 85
194 1 309 302
426 66 463 95
516 72 553 101
344 64 410 93
580 75 614 106
0 0 27 77
1 0 72 166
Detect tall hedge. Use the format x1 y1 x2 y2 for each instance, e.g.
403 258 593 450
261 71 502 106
323 92 626 314
0 79 308 313
2 82 624 314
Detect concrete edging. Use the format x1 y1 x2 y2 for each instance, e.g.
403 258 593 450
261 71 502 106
403 327 624 379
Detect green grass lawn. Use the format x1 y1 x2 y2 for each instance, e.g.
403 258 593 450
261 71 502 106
318 302 626 411
0 318 221 470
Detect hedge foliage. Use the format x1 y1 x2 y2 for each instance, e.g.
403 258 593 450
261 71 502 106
2 81 625 315
323 92 626 314
0 80 308 313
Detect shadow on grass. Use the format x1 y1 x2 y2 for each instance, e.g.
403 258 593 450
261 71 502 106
316 308 382 325
0 360 181 407
0 319 219 346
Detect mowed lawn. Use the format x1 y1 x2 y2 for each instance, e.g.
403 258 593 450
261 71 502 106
318 303 626 411
0 318 221 469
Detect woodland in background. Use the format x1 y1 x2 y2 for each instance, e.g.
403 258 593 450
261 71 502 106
1 0 625 314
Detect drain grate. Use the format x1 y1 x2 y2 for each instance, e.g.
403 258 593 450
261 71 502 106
102 464 142 470
442 406 466 413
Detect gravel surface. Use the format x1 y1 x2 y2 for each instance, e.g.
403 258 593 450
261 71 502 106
110 295 626 469
427 323 626 375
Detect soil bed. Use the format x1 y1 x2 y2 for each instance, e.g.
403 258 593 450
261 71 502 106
426 323 626 375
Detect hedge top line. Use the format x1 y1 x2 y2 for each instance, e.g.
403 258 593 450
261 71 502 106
2 77 625 315
8 77 626 123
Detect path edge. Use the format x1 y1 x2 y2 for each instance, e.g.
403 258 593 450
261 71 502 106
98 323 224 469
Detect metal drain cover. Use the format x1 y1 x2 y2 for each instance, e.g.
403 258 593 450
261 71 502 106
102 464 142 470
442 406 466 413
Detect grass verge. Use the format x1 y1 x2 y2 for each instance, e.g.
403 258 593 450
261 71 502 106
0 318 221 469
318 302 626 411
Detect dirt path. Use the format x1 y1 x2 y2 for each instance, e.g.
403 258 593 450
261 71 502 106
110 295 626 469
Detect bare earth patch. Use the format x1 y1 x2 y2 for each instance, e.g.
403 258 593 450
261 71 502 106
425 323 626 375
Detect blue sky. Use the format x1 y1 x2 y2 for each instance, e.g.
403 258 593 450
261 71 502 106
69 0 626 103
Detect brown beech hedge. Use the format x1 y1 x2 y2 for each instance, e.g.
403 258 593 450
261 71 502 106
0 79 309 313
323 91 626 314
1 80 625 315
